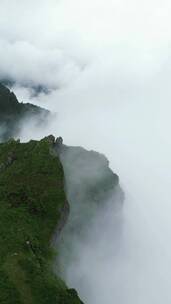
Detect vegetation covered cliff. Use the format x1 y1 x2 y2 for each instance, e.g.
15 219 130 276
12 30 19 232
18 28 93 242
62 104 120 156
0 137 83 304
0 83 124 303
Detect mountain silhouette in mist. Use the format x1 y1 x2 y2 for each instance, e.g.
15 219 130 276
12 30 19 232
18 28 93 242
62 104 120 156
0 83 49 141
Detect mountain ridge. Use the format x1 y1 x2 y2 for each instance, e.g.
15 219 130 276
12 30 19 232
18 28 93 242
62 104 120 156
0 83 124 303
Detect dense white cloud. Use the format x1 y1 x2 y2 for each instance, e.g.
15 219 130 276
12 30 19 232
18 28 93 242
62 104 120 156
1 0 171 87
1 1 171 303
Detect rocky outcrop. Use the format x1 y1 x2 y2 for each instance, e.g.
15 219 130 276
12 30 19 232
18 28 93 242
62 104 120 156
55 141 124 215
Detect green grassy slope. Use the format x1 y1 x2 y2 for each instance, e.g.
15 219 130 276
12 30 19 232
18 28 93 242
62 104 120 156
0 137 83 304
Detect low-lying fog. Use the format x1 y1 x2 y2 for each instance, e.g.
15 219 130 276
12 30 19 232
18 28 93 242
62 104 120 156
52 94 171 304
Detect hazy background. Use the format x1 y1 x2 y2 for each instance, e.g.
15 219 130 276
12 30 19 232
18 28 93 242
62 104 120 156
1 0 171 303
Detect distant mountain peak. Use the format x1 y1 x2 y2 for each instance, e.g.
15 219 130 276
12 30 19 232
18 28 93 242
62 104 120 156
0 83 50 142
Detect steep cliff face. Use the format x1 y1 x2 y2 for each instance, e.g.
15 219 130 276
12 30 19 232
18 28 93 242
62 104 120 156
54 142 124 274
56 143 124 226
0 137 83 304
0 83 49 141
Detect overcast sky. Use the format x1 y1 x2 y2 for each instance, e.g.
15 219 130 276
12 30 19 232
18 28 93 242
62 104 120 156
1 1 171 303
